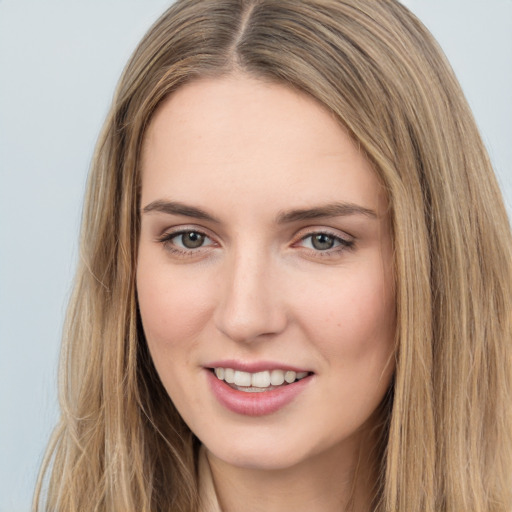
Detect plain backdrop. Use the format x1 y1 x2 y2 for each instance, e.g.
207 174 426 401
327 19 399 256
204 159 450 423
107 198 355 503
1 1 511 510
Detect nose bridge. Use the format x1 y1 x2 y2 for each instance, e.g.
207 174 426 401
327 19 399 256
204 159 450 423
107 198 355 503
214 240 286 343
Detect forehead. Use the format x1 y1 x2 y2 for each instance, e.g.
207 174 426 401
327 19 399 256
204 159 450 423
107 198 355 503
140 75 386 217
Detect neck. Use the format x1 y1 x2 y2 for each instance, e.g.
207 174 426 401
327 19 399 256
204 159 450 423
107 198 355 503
205 429 381 512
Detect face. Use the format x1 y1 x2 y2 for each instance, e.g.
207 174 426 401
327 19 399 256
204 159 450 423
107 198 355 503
137 75 395 472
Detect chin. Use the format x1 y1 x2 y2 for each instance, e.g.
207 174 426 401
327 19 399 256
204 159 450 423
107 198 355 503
208 443 308 471
201 423 343 473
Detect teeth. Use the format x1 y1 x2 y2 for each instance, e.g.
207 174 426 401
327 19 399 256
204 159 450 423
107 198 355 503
234 370 252 387
252 371 271 387
270 369 285 386
213 367 309 388
224 368 235 384
284 371 296 383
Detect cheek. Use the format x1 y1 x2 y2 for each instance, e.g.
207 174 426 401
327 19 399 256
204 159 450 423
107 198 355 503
136 260 218 412
136 260 214 353
293 260 396 365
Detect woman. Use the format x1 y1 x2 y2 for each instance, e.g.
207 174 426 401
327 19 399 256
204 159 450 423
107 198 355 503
34 0 512 511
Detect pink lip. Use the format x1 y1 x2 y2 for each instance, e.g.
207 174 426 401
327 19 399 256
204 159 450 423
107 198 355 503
205 369 313 417
204 359 310 373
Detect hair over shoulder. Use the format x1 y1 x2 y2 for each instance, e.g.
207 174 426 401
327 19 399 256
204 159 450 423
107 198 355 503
35 1 512 511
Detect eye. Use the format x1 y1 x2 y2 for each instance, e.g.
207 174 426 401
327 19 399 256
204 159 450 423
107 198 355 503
298 232 354 252
158 229 215 253
174 231 209 249
308 233 337 250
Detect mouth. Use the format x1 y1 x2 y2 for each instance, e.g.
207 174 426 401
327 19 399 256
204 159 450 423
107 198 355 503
204 361 314 416
209 367 312 393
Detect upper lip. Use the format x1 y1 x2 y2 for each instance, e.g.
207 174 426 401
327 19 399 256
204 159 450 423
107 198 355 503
204 359 312 374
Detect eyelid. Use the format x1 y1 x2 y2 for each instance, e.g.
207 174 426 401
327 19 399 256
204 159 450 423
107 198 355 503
154 224 354 258
156 225 219 254
156 224 216 240
293 226 354 244
292 226 355 254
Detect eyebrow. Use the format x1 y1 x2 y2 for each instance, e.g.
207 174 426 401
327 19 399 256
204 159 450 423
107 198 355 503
142 200 220 223
276 202 377 223
142 199 377 224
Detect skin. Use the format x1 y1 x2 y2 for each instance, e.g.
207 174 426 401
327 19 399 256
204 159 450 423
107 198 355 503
137 75 396 512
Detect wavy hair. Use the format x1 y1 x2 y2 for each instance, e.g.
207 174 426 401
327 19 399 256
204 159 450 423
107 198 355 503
34 1 512 510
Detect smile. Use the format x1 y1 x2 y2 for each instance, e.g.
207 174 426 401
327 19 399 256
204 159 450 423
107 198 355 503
213 367 310 391
206 365 314 416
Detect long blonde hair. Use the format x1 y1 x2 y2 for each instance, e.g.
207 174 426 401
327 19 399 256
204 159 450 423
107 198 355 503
35 1 512 510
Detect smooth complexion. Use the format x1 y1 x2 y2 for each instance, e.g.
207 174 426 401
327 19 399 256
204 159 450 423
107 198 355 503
137 75 396 512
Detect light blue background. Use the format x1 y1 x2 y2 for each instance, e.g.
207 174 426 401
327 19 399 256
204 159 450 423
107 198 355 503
1 1 511 510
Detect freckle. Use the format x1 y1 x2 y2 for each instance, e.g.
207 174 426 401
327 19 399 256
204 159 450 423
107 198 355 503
337 323 341 328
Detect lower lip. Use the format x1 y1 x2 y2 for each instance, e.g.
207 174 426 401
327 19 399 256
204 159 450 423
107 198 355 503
206 370 312 416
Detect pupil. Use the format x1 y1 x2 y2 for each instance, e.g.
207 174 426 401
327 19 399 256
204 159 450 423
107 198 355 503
183 232 204 249
312 233 334 250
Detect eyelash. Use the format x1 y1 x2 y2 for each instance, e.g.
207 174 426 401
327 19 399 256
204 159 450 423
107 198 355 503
156 228 355 258
156 229 216 257
295 230 355 257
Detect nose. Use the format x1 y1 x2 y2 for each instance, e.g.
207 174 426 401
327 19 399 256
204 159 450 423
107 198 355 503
214 247 288 343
